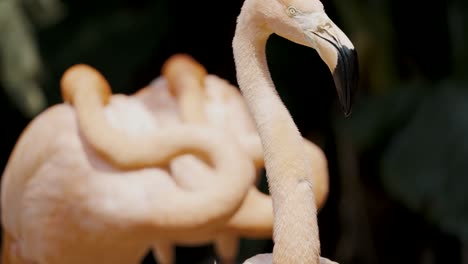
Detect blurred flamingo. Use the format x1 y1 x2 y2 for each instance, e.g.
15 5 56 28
1 53 329 264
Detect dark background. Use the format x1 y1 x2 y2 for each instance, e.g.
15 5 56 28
1 0 468 263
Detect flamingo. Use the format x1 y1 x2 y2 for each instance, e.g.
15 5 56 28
230 0 358 263
0 54 330 263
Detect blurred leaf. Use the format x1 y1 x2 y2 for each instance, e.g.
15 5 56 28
380 81 468 241
448 0 468 79
22 0 67 28
0 0 47 117
336 82 425 152
38 0 169 104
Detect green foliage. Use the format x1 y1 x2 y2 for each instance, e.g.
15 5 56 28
38 0 169 104
333 0 468 245
0 0 169 116
381 81 468 241
0 0 48 117
337 82 425 152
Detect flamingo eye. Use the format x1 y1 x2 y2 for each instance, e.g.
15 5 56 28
287 6 298 17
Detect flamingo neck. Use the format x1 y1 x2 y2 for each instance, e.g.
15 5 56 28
233 15 321 263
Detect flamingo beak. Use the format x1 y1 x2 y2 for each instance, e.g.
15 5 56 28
304 17 359 116
330 43 358 116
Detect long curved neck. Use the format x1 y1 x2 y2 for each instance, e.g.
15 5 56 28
233 16 320 263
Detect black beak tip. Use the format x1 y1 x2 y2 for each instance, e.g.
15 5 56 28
338 97 352 117
343 106 352 117
333 47 358 118
333 76 355 118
